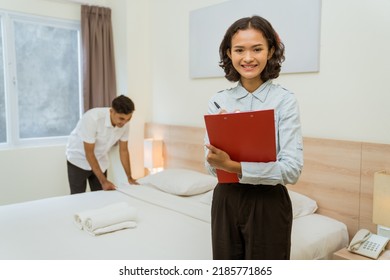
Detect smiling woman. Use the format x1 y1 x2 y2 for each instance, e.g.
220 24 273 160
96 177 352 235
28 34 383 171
226 30 281 93
204 15 303 260
227 29 272 92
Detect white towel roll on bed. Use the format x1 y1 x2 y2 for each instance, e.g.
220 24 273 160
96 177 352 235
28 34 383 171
74 202 130 229
88 221 137 236
74 202 137 235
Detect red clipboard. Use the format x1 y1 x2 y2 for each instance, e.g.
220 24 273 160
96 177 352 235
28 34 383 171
204 109 276 183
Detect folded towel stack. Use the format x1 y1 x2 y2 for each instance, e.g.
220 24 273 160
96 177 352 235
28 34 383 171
74 202 137 236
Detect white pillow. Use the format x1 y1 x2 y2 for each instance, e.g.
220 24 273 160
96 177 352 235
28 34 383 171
288 190 318 218
138 168 217 196
192 189 317 219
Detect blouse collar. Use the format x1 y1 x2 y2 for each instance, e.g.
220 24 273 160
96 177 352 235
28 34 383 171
233 80 273 102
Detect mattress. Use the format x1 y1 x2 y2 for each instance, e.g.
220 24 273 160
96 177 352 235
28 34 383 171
0 184 348 260
0 186 211 260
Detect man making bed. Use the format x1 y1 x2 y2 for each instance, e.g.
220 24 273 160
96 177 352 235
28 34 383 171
66 95 138 194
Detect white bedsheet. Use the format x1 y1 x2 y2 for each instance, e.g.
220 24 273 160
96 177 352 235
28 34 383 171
0 184 348 260
0 187 212 260
116 185 211 223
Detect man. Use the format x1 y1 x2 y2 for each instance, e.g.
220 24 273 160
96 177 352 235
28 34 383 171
66 95 138 194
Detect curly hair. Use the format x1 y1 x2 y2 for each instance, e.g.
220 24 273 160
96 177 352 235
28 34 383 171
219 15 285 82
111 95 135 114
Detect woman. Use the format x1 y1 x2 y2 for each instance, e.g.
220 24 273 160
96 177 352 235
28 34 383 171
205 15 303 260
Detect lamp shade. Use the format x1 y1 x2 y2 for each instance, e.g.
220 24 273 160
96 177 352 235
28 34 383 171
144 138 164 169
373 170 390 227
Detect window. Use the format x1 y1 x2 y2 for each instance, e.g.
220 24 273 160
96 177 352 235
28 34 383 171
0 11 82 147
0 19 6 143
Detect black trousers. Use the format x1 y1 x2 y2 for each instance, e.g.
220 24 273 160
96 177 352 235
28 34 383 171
211 183 292 260
67 161 107 194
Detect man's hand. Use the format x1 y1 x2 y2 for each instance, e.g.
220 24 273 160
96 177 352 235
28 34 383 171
128 177 139 185
101 180 116 191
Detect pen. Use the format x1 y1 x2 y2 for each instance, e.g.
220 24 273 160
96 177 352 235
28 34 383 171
214 102 221 109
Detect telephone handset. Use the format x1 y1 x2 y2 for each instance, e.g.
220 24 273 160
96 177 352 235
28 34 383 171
347 229 389 259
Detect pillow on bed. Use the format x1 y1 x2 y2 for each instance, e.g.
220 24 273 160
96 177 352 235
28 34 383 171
288 190 318 218
137 168 217 196
194 189 318 219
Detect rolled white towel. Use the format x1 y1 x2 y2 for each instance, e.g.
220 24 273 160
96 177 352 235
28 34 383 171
86 221 137 236
84 206 138 235
74 202 130 230
74 202 137 234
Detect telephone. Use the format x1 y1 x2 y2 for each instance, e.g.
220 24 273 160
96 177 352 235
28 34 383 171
347 229 389 259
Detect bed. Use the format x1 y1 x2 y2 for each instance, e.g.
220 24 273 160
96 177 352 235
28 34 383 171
9 121 387 260
0 167 348 260
0 182 212 260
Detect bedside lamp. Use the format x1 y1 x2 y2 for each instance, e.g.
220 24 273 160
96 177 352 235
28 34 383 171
144 138 164 174
373 170 390 238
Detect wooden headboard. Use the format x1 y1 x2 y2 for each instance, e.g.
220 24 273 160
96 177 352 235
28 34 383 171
145 122 390 240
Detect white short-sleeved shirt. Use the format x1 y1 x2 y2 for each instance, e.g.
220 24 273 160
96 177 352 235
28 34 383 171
66 107 129 171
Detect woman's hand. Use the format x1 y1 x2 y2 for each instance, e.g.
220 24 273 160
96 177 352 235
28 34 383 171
206 144 242 176
206 144 230 170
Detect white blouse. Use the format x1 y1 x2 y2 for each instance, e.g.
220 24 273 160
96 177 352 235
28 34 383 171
204 80 303 186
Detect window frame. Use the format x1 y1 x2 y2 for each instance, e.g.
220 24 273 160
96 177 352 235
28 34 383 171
0 10 83 149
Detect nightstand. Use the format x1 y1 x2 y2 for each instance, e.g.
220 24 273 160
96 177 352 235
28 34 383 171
333 244 390 260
